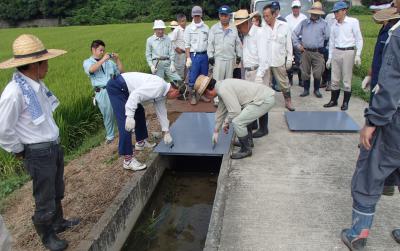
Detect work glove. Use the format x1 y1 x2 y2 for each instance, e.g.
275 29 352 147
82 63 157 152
326 59 332 69
212 131 219 145
150 65 157 74
223 121 229 134
164 132 173 145
354 55 362 67
125 116 136 132
92 97 96 106
208 57 215 66
169 63 176 72
236 56 241 65
361 76 371 92
254 75 263 84
285 59 292 70
186 57 192 68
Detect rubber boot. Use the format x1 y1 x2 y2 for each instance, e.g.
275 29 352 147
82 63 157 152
233 125 254 147
341 209 374 251
298 71 303 87
323 90 340 108
253 113 269 138
189 87 197 105
341 91 351 111
53 202 80 234
250 120 258 130
313 79 322 98
231 135 252 159
392 228 400 244
382 186 395 196
300 80 310 97
283 91 295 111
34 221 68 251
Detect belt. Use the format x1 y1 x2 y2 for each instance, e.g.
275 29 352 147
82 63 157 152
94 86 106 92
244 65 259 71
25 138 60 150
305 48 323 52
335 47 355 51
190 51 207 54
152 57 170 60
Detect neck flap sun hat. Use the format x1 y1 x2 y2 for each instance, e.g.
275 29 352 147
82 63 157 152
0 34 66 69
308 1 326 15
332 1 348 12
373 7 400 23
153 20 166 29
234 9 258 26
194 75 211 96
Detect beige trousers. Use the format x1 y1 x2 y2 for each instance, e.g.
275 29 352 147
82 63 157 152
270 65 291 93
175 52 186 80
331 48 355 92
300 50 325 81
213 59 235 80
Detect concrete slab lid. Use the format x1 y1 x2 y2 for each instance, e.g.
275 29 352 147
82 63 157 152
154 112 234 156
285 111 360 132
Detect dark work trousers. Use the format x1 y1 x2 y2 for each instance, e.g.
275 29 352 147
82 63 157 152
322 49 331 84
24 142 64 224
288 47 302 84
106 76 148 156
351 109 400 213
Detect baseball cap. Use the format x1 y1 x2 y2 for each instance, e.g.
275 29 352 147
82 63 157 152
271 1 281 10
292 0 301 7
192 6 203 17
218 5 232 14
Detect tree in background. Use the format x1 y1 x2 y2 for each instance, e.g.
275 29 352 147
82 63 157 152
0 0 40 25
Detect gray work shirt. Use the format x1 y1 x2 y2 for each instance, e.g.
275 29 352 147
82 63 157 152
145 34 175 68
207 22 242 60
292 18 330 49
184 22 209 53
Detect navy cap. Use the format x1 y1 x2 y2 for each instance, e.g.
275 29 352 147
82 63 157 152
332 1 348 12
218 5 232 14
271 1 281 10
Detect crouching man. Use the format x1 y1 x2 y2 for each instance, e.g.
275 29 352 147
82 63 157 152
194 75 275 159
106 72 180 170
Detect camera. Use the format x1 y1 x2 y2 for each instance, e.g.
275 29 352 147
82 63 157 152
108 53 113 58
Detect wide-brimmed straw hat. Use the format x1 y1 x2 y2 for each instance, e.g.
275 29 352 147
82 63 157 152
234 9 258 26
0 34 66 69
169 20 178 28
308 2 325 15
373 7 400 23
194 75 211 95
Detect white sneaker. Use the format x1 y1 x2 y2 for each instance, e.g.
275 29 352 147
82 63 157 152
135 140 156 151
123 158 146 171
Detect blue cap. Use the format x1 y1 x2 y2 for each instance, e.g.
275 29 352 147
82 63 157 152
332 1 348 12
270 1 281 10
218 5 231 14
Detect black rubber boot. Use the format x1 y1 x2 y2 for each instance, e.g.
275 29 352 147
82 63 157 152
253 113 269 138
298 71 303 87
250 120 258 130
231 135 252 159
34 222 68 251
392 228 400 244
313 79 322 98
53 202 80 234
383 186 395 196
323 90 340 108
341 91 352 111
300 80 310 97
233 125 254 147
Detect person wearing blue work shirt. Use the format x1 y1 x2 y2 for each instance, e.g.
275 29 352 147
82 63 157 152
293 1 330 98
184 5 210 105
83 40 123 144
146 20 182 85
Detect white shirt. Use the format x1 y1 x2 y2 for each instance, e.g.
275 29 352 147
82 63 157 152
242 25 269 77
169 25 185 50
0 72 59 153
329 16 363 58
263 20 293 67
121 72 170 132
184 21 209 52
286 12 307 31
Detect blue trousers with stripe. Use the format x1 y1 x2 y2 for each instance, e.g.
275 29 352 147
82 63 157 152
188 53 209 87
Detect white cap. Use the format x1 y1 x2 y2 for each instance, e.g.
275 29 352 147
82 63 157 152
153 20 166 29
292 0 301 7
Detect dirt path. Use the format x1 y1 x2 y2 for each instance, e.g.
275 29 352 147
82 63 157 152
2 99 215 251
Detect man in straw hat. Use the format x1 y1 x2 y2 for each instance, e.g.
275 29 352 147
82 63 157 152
324 1 363 111
262 3 296 111
0 34 80 251
293 1 330 98
208 5 242 107
146 20 182 86
106 72 180 171
184 6 210 105
234 9 270 138
194 75 275 159
340 0 400 248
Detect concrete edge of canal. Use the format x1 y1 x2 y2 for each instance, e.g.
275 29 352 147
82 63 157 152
204 149 233 251
75 153 170 251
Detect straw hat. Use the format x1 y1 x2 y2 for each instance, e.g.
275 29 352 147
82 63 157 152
194 75 211 95
169 20 178 28
0 34 66 69
308 2 325 15
234 9 258 26
373 7 400 23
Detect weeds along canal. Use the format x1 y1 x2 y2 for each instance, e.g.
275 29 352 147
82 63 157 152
121 156 222 251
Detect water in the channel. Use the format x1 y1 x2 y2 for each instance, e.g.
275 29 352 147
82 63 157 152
122 156 221 251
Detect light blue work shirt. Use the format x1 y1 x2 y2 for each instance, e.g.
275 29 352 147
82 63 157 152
292 18 330 49
83 57 120 87
145 34 175 68
184 21 209 53
208 22 242 60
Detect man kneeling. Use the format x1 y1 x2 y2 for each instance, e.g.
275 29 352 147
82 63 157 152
194 75 275 159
